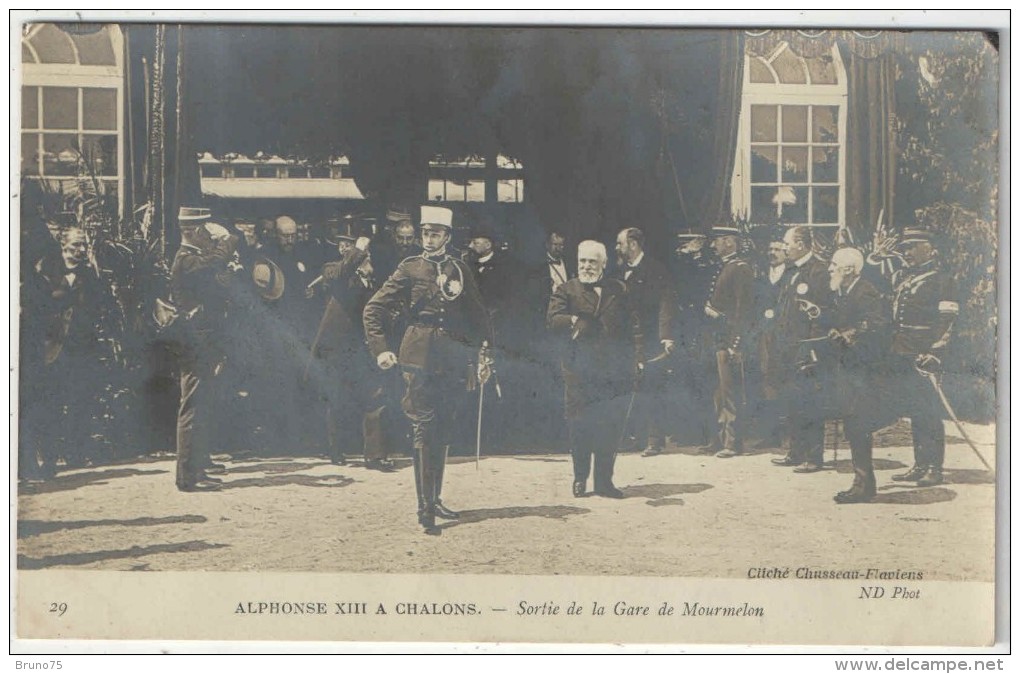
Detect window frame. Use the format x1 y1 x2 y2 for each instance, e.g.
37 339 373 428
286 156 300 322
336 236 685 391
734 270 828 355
731 42 848 228
21 24 124 217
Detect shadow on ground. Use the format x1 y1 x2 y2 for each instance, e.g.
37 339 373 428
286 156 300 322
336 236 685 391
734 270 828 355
20 468 168 495
18 540 228 570
18 515 207 539
833 459 909 474
621 482 714 507
872 486 957 505
440 505 590 530
217 474 356 490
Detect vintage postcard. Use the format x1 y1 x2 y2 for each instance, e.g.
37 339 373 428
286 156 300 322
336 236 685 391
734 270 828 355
11 12 1004 651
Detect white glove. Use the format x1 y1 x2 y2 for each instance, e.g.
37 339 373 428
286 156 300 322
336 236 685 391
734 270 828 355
355 236 371 252
662 339 675 354
377 351 398 370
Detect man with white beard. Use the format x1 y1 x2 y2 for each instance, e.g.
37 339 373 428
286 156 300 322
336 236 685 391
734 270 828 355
822 247 892 503
547 240 640 499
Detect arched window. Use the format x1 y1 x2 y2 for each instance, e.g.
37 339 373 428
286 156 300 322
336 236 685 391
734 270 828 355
21 23 124 217
731 42 847 228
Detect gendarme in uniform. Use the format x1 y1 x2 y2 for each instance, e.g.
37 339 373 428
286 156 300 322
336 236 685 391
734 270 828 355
363 205 491 535
888 227 958 487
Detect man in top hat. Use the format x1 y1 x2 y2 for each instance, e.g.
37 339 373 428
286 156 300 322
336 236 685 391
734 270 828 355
823 247 893 503
702 224 754 457
363 205 493 535
887 227 958 487
548 240 639 498
169 206 240 491
770 225 832 473
613 227 675 457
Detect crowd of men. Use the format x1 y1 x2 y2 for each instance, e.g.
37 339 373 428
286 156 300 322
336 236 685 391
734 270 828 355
20 201 960 536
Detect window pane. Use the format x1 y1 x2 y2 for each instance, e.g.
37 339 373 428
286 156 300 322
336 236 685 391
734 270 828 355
81 134 118 176
781 147 808 182
233 165 254 178
22 43 36 64
43 87 78 129
82 88 116 130
750 105 777 142
32 24 76 64
750 186 779 224
465 180 485 202
748 57 774 84
200 164 223 178
750 146 777 183
255 166 277 178
812 146 839 183
806 55 837 85
70 28 116 66
813 106 839 143
309 166 331 179
444 180 465 202
43 133 79 175
772 48 807 84
22 133 40 174
812 186 839 224
22 86 39 129
498 179 524 203
782 106 808 142
286 167 308 179
428 179 446 201
777 185 808 224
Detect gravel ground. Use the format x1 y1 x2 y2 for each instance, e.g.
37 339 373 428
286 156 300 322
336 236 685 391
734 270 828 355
16 422 996 581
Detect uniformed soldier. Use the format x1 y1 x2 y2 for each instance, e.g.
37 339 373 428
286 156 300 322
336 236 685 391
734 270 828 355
888 228 958 487
702 225 755 457
363 205 492 535
671 230 720 446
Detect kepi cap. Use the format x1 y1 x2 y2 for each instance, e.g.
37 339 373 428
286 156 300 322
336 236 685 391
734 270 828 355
420 205 453 229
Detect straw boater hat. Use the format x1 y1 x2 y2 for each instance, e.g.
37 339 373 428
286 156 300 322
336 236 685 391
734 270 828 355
251 257 285 301
178 206 211 226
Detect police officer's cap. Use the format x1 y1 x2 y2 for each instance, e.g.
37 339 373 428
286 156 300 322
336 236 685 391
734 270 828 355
676 229 706 241
709 225 741 238
897 228 934 247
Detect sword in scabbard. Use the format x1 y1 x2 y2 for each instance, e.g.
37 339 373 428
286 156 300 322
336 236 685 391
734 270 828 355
917 367 993 472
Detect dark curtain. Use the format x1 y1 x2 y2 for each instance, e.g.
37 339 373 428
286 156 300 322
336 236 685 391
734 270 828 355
840 43 896 239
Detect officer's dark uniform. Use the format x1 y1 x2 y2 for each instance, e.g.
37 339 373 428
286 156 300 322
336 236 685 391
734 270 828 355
671 237 720 446
363 220 490 534
704 235 754 455
888 232 957 486
169 212 239 491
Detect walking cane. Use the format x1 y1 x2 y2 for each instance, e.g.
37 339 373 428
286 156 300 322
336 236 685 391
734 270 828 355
917 366 993 472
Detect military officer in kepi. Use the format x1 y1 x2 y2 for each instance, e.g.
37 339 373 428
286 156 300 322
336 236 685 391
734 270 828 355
363 205 493 535
702 225 755 458
887 228 958 488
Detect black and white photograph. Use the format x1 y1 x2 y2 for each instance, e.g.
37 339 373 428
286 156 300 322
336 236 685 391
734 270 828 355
11 11 1005 651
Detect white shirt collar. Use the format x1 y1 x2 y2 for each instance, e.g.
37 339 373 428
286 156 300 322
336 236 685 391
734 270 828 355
478 251 494 265
628 251 645 268
794 251 813 268
840 276 861 297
